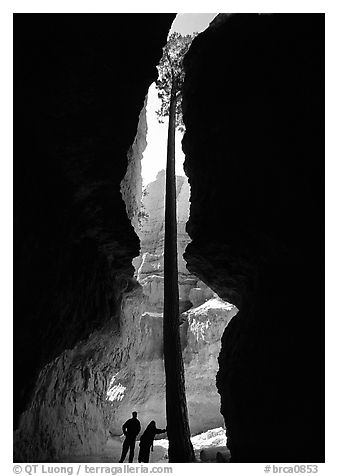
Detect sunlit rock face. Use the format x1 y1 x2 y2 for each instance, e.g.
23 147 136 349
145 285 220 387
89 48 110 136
183 14 324 462
107 298 237 437
135 170 197 313
109 171 237 436
14 13 175 462
14 281 144 462
183 299 237 433
121 98 148 232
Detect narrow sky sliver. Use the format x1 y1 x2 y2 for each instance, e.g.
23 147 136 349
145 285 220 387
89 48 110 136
141 13 217 187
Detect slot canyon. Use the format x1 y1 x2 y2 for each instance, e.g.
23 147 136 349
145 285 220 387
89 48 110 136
14 13 324 463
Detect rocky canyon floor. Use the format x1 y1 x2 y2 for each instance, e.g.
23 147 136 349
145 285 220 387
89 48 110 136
59 427 230 463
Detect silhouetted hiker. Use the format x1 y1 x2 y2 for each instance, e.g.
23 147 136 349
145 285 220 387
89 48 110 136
119 411 141 463
138 421 166 463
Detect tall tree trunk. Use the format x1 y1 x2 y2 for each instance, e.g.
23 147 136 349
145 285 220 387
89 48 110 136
163 86 195 462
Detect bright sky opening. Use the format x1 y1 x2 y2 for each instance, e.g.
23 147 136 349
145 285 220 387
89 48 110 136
141 13 217 187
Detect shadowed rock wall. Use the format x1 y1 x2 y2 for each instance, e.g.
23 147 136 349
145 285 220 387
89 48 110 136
14 13 175 460
183 13 324 462
14 283 143 461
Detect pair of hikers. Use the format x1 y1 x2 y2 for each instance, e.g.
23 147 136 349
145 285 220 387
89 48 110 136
119 411 166 463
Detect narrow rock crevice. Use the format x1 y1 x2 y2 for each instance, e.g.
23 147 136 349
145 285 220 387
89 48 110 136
14 13 324 463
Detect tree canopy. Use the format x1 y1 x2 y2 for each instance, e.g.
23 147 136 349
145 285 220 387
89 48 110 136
156 32 196 130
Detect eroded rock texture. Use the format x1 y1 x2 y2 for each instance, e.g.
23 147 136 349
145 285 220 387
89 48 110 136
14 13 175 461
110 172 238 436
183 14 324 462
135 170 197 313
14 283 143 461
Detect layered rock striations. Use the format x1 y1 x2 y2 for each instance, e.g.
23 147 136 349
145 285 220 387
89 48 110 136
182 14 324 462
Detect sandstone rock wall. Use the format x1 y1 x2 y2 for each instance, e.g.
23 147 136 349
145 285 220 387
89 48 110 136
14 13 175 461
107 297 237 437
121 98 148 232
183 13 324 462
114 171 238 436
14 281 144 462
135 170 197 313
14 15 235 460
14 47 235 459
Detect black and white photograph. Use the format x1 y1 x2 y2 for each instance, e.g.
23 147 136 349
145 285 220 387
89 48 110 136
8 2 331 472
